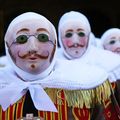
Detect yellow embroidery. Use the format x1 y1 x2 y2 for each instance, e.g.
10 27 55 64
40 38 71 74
46 80 111 108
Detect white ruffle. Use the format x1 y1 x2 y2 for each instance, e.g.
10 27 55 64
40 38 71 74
57 45 120 82
0 59 108 111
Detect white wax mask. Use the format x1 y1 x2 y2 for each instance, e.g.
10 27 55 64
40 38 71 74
5 13 57 77
60 21 89 58
101 28 120 55
7 20 55 74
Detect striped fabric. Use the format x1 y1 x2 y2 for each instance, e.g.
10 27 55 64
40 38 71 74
38 90 90 120
0 90 90 120
0 83 120 120
0 96 25 120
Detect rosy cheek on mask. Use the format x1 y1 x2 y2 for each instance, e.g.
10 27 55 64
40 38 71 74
104 44 114 51
110 46 118 52
63 39 73 47
79 37 86 45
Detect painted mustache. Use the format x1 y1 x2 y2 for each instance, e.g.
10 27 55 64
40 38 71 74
114 48 120 52
18 51 49 59
68 43 85 48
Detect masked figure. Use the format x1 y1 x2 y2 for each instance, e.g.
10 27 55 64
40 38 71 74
101 28 120 55
56 11 120 120
0 12 58 120
101 28 120 119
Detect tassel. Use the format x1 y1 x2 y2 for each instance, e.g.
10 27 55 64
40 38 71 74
45 80 111 108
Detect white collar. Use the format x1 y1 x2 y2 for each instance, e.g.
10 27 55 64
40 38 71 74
57 45 120 82
0 59 109 111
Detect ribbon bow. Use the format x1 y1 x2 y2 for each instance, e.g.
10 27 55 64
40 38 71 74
0 80 57 112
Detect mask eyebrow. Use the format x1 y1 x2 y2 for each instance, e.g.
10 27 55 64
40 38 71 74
16 28 29 34
110 36 116 39
37 28 49 34
65 29 73 32
77 28 84 32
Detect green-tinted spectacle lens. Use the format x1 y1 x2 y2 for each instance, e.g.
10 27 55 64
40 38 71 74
37 34 49 42
65 32 73 38
78 32 85 37
109 40 116 44
16 35 28 44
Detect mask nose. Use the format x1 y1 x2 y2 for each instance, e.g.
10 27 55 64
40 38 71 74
27 36 39 51
72 34 80 43
115 40 120 47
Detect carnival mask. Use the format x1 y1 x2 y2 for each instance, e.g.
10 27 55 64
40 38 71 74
5 13 56 75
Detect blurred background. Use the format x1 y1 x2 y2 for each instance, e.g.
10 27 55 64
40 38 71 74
0 0 120 56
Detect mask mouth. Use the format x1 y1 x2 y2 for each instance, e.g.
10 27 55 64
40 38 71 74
68 43 85 48
114 48 120 54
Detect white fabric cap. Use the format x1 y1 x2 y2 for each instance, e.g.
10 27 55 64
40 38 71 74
101 28 120 46
95 38 103 48
89 32 96 46
58 11 91 34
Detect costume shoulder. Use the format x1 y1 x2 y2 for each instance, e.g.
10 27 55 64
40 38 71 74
56 47 66 60
46 80 111 109
0 66 16 89
88 46 120 72
43 59 108 90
